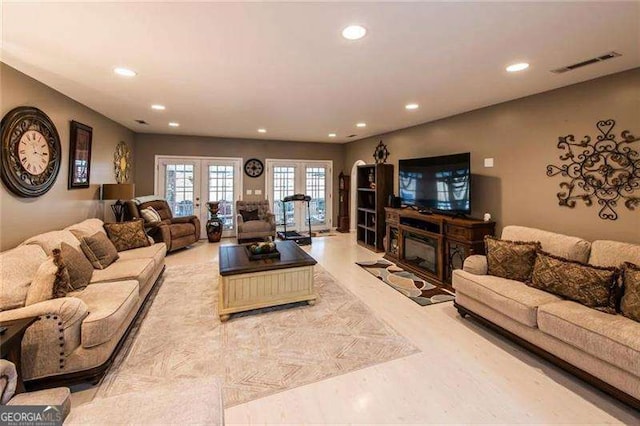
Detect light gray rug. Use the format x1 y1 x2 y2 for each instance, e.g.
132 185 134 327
97 262 419 407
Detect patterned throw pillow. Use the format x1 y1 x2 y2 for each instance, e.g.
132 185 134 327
81 232 120 269
239 209 260 222
140 206 162 224
103 219 150 252
529 250 618 312
485 236 540 282
621 262 640 322
51 248 73 299
60 242 93 290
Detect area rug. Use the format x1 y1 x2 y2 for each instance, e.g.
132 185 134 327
97 262 419 407
356 260 455 306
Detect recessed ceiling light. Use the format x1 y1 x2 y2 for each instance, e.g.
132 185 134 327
356 122 366 128
168 122 180 127
258 128 267 133
405 103 419 110
506 62 530 72
342 25 367 40
328 133 337 138
113 67 137 77
151 104 166 111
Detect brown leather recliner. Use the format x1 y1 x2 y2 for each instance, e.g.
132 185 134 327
125 198 201 252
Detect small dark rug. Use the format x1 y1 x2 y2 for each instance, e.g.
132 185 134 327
356 260 455 306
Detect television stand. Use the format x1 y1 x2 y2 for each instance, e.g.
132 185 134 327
383 207 495 287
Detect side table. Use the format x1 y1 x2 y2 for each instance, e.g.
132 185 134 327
1 317 37 393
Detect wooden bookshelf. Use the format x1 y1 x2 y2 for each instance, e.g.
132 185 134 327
356 164 393 252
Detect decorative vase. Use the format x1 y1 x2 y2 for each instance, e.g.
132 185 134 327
206 201 223 243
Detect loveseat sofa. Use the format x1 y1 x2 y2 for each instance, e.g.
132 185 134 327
453 225 640 409
0 219 166 388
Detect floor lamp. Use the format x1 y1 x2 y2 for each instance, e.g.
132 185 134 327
102 183 135 222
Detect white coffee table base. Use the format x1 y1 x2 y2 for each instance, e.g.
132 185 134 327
219 265 316 321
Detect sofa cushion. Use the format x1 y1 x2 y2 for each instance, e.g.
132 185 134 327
538 301 640 377
65 219 106 240
140 207 162 224
453 269 562 327
80 232 119 269
239 208 260 222
170 222 196 238
0 245 47 311
529 251 618 312
90 258 155 288
239 220 272 233
116 243 166 268
24 258 57 306
588 240 640 268
104 220 151 252
621 262 640 322
501 225 591 263
22 230 81 256
485 236 539 282
73 280 139 348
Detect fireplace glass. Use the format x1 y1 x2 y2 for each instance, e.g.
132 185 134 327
403 231 438 276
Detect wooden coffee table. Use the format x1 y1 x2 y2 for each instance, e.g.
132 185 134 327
218 241 317 321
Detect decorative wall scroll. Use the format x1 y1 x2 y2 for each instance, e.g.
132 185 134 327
546 119 639 220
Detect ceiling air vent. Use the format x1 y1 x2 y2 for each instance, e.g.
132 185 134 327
134 119 149 125
551 51 621 74
347 134 357 138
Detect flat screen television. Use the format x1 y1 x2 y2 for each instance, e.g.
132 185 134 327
398 153 471 214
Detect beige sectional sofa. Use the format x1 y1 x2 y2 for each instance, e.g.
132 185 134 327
453 225 640 410
0 218 166 388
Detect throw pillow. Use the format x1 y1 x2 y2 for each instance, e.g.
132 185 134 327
529 250 619 312
485 236 540 282
60 242 93 291
25 258 57 306
80 232 120 269
239 209 260 222
140 206 162 224
52 248 73 299
620 262 640 322
103 219 150 252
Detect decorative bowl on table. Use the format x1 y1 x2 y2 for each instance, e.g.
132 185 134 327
245 242 280 260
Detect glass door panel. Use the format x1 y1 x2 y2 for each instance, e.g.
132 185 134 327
305 165 327 227
204 160 241 237
272 166 296 227
160 161 198 218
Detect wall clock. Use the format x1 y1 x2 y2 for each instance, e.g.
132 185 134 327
114 141 131 183
244 158 264 178
0 106 62 197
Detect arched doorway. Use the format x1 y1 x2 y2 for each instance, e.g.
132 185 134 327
350 160 366 231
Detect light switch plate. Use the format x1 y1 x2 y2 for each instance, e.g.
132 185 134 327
254 189 262 195
484 158 494 168
246 189 253 195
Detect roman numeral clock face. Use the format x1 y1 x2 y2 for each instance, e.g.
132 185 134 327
18 131 50 175
1 106 61 197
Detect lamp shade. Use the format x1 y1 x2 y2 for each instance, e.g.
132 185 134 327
102 183 135 200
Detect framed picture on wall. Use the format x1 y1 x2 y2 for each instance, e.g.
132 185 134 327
68 120 93 189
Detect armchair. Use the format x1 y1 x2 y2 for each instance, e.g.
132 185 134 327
236 200 276 243
125 197 201 251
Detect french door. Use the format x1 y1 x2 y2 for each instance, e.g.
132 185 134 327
155 156 242 238
265 159 332 231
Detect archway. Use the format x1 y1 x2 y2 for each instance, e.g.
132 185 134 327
350 160 366 231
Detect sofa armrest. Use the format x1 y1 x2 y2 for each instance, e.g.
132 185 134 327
0 298 88 380
0 360 17 404
170 215 197 225
462 255 488 275
265 213 276 228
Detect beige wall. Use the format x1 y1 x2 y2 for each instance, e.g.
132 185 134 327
345 68 640 244
134 134 344 225
0 63 135 251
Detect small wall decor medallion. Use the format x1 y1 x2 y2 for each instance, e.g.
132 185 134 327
373 140 389 164
546 119 640 220
114 141 131 183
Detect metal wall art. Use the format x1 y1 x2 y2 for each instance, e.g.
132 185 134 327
546 119 639 220
373 140 389 164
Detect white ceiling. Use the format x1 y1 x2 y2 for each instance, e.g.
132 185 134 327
2 2 639 143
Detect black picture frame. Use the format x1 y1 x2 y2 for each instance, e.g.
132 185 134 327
68 120 92 189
